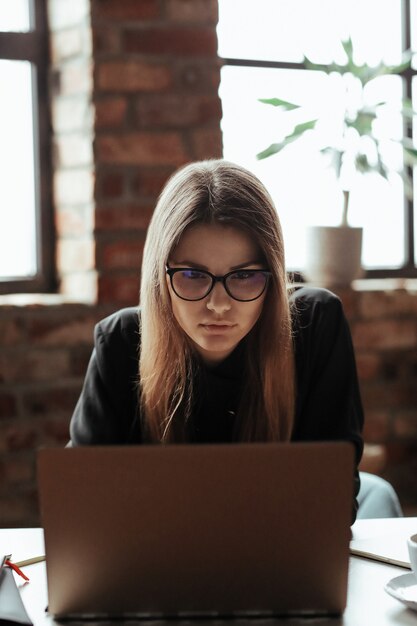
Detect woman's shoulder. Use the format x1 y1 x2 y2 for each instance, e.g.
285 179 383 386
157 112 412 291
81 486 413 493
289 285 341 307
289 286 344 329
95 307 140 346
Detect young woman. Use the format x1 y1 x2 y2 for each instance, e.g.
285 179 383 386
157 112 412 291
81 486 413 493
69 159 399 520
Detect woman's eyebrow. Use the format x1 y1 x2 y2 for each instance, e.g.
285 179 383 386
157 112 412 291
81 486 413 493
170 259 264 270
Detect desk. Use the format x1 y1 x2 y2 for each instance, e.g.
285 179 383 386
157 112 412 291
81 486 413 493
3 518 417 626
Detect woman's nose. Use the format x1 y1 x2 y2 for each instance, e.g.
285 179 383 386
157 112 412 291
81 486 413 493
205 281 232 313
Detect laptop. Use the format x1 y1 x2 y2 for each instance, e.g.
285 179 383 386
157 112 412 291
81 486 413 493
37 442 354 619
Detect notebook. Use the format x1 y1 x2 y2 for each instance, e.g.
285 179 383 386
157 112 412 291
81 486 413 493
350 535 411 568
37 442 354 619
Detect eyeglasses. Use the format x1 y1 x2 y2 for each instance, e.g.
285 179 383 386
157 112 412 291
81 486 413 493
166 266 271 302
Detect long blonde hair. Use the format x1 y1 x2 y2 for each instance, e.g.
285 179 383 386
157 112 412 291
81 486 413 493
139 159 295 443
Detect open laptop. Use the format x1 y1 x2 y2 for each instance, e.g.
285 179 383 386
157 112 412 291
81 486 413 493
37 442 354 619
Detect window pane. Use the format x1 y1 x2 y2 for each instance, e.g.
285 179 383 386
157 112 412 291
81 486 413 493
218 0 402 65
411 0 417 65
0 0 31 32
219 66 405 270
0 60 37 278
413 76 417 265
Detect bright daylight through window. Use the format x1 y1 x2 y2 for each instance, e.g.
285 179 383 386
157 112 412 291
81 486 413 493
217 0 417 275
0 0 41 283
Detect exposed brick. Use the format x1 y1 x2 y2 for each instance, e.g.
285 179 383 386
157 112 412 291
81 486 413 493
190 127 222 159
123 26 218 57
362 410 390 442
50 27 88 64
0 394 17 419
70 346 94 377
54 134 93 168
98 238 145 271
95 98 128 128
333 288 359 319
48 0 90 30
56 59 93 97
93 26 121 55
0 350 71 384
132 167 173 197
178 63 221 91
0 493 39 527
27 316 96 346
135 94 222 128
55 207 94 237
3 457 34 485
95 205 154 231
97 274 140 305
98 171 125 199
57 239 95 273
5 426 38 452
96 132 188 165
393 410 417 438
52 96 93 133
166 0 218 23
361 381 417 410
0 319 25 345
97 61 173 92
54 169 94 205
23 386 83 416
352 319 417 351
359 290 416 319
94 0 159 20
355 353 381 381
41 417 72 445
60 271 98 302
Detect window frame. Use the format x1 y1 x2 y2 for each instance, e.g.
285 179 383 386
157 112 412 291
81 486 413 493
218 0 417 279
0 0 55 294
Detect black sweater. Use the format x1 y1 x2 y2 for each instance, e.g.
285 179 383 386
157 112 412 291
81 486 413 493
70 287 364 510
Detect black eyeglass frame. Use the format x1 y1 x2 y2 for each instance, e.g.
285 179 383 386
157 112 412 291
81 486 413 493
166 266 272 302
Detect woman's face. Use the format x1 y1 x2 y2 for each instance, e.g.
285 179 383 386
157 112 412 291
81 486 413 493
167 223 268 366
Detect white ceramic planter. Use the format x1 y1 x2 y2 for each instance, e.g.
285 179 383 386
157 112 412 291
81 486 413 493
304 225 363 287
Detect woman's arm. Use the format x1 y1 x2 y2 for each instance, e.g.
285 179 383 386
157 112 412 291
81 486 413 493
290 287 364 520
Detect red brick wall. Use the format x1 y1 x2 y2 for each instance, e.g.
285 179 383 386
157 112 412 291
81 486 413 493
92 0 222 306
0 0 416 526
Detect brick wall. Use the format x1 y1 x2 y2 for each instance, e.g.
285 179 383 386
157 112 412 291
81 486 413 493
337 284 417 506
0 0 416 526
93 0 222 305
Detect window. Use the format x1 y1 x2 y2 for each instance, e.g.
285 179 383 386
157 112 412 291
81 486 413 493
217 0 417 277
0 0 54 293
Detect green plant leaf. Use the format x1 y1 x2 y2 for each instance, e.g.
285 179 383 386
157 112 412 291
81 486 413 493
341 37 354 62
355 153 372 174
376 154 389 180
320 146 343 177
347 110 376 136
258 97 300 110
303 55 346 75
256 119 317 160
399 170 414 199
383 50 413 75
403 147 417 166
401 99 417 119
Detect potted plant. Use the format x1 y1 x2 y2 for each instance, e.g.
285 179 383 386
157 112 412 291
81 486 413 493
257 38 417 286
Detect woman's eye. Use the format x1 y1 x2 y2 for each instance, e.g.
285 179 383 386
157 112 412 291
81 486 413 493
231 271 252 280
183 270 207 280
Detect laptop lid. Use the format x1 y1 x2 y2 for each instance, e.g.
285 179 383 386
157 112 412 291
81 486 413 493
37 442 354 618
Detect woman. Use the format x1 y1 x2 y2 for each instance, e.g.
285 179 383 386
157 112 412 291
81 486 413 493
69 159 397 520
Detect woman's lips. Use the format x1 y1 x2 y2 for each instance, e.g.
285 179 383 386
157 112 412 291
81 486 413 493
201 323 236 333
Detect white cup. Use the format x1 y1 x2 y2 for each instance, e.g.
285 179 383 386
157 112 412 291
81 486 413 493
407 533 417 579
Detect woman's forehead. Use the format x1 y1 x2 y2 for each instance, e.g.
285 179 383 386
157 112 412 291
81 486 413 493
171 223 263 269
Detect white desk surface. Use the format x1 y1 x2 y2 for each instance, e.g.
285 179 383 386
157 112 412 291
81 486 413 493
2 518 417 626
